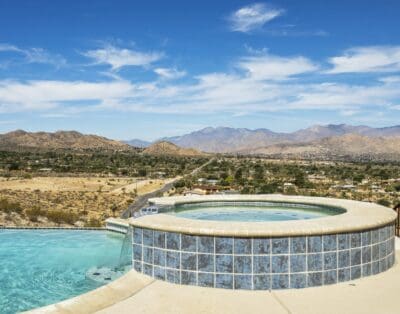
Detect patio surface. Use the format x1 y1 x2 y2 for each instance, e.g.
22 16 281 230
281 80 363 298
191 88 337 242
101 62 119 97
97 249 400 314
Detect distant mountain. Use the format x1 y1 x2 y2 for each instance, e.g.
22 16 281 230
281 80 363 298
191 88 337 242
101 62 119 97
0 130 132 151
241 134 400 160
142 141 205 156
158 124 400 153
124 139 151 148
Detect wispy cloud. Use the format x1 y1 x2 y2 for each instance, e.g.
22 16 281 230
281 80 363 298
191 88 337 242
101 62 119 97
0 43 66 67
327 46 400 74
154 67 186 80
237 52 318 80
228 3 284 33
83 44 164 71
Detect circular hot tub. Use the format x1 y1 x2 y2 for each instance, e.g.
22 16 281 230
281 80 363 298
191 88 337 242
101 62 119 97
130 195 396 290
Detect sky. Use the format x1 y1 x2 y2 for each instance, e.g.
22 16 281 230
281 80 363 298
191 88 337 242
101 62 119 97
1 0 400 141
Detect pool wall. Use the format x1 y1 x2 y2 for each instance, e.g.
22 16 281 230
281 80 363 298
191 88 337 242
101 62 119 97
131 222 396 290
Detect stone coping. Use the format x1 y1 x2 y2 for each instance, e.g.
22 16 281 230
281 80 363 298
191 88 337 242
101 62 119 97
129 195 397 237
23 269 154 314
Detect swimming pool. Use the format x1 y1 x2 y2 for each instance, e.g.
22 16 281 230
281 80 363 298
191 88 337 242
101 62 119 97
168 201 343 222
0 229 129 314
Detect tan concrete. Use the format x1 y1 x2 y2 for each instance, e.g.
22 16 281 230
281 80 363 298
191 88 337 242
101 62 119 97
24 270 155 314
99 252 400 314
131 194 397 237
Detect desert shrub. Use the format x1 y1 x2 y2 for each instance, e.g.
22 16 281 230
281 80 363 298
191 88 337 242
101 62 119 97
377 198 391 207
84 218 102 227
0 198 23 214
46 210 79 225
25 206 45 222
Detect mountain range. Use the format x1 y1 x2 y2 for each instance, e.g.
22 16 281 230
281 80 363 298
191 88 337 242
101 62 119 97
127 124 400 154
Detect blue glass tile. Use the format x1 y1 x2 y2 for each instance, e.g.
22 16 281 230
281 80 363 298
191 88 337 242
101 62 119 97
338 234 349 250
154 266 165 280
234 238 252 254
166 269 180 284
133 228 142 244
216 274 233 289
362 263 371 277
198 236 214 253
134 261 142 272
198 272 214 287
166 251 180 269
338 250 350 268
388 253 395 268
272 238 289 254
133 244 142 261
379 242 387 258
143 264 153 276
290 237 306 254
181 234 197 252
234 256 252 274
154 231 165 248
153 249 166 266
198 254 214 272
307 253 322 271
371 229 379 244
290 254 306 273
362 247 371 263
216 237 233 254
271 255 289 273
379 259 387 273
372 261 379 275
253 255 270 274
166 232 180 250
338 268 350 282
143 229 153 246
372 244 379 261
350 233 361 248
181 252 197 271
143 247 153 264
361 231 371 246
324 252 337 270
350 249 361 266
216 254 233 273
351 266 361 279
181 271 197 285
323 235 337 252
307 272 322 287
324 270 337 285
379 227 386 242
272 274 289 289
253 238 271 254
234 275 252 290
290 274 306 289
253 275 270 290
308 236 322 253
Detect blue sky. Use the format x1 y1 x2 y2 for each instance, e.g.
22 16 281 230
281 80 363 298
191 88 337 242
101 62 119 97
1 0 400 140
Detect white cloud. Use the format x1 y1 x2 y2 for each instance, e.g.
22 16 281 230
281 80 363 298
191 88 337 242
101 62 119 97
154 67 186 79
238 53 318 80
327 46 400 74
228 3 283 33
0 43 66 67
83 44 164 70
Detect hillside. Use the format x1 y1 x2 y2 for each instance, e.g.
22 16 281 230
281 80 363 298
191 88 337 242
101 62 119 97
142 141 205 156
0 130 133 151
242 134 400 160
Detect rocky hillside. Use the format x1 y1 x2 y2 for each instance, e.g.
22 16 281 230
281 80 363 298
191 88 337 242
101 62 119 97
0 130 133 151
142 141 205 156
242 134 400 160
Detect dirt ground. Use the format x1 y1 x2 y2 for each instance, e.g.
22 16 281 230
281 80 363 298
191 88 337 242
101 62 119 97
0 176 174 227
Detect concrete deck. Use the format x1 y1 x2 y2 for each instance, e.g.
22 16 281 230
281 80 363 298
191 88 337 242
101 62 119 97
98 250 400 314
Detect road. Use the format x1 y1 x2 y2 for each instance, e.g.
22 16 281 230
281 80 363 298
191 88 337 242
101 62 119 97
120 158 215 218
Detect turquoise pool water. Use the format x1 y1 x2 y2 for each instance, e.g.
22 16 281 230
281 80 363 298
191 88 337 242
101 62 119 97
169 202 343 222
0 230 129 314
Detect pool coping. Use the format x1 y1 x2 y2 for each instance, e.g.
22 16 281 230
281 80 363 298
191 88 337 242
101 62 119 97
130 194 397 237
23 269 155 314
